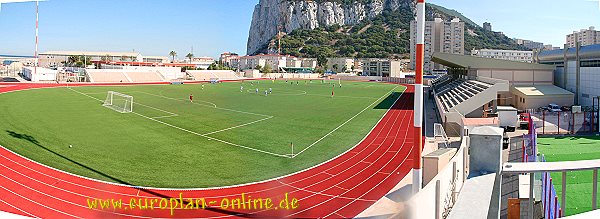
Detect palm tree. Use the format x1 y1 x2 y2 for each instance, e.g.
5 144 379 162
186 53 194 64
169 51 177 63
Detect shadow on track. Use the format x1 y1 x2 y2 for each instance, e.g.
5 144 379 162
6 130 261 218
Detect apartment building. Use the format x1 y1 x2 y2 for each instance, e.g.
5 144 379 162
566 26 600 48
362 59 402 77
410 17 465 73
471 49 533 63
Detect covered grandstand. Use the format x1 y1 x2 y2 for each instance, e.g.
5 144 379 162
85 69 167 83
186 70 240 81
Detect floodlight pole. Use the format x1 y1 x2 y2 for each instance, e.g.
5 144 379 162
412 0 425 195
34 0 39 77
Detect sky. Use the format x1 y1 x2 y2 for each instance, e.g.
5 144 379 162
0 0 599 58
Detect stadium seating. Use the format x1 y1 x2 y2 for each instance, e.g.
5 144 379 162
87 70 130 83
125 71 165 82
434 78 494 112
187 70 240 81
86 69 167 83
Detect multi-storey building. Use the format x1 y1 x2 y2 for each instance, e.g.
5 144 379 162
566 26 600 48
471 49 533 63
362 59 402 77
219 52 240 69
410 17 464 73
239 54 316 72
514 39 545 50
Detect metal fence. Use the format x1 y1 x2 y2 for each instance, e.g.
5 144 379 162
527 109 598 135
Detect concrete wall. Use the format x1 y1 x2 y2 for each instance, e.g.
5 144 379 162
476 69 554 85
406 137 469 219
22 67 57 82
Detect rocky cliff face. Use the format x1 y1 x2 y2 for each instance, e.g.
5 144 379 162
247 0 413 55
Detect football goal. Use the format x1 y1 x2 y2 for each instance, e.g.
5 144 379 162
103 91 133 113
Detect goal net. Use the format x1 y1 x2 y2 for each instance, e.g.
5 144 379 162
103 91 133 113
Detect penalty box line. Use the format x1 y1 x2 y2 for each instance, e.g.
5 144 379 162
68 88 289 159
131 90 275 136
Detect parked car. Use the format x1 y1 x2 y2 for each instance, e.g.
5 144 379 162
548 104 562 112
518 113 530 130
561 105 572 112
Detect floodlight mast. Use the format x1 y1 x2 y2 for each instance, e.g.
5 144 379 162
413 0 425 195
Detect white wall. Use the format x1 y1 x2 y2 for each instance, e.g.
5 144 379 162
22 67 57 82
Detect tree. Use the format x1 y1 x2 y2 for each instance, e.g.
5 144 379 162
120 55 128 61
169 51 177 63
332 64 339 72
186 53 194 64
255 65 262 70
100 54 111 62
261 64 272 73
130 56 137 62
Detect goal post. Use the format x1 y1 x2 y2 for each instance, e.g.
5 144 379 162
103 91 133 113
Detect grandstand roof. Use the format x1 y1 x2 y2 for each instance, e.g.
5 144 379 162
511 85 573 97
431 53 555 70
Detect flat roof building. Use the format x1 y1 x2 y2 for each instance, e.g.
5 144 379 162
432 53 573 110
537 44 600 106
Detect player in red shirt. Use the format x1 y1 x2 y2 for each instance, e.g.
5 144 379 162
189 94 193 103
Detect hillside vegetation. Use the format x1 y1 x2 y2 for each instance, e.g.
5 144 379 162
272 3 528 62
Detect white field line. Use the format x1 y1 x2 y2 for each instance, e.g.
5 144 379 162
292 86 400 158
202 116 273 135
68 88 289 158
136 91 217 108
305 93 379 99
70 88 178 119
141 90 272 118
134 90 275 135
150 115 179 119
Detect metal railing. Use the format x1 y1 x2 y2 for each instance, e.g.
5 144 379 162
434 123 450 148
503 159 600 218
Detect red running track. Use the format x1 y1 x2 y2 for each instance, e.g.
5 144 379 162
0 83 416 218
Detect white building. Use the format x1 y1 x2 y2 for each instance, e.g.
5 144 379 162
410 17 465 73
326 58 355 73
362 59 402 77
514 39 545 50
471 49 533 63
189 57 215 69
39 51 143 68
566 26 600 48
239 54 316 72
22 67 57 82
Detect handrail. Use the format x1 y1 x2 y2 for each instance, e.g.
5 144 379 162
503 159 600 173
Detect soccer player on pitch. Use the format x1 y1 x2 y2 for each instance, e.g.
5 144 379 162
189 94 193 103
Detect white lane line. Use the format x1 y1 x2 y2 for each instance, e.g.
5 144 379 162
293 86 400 158
68 87 288 158
0 196 39 218
289 90 410 217
0 184 83 219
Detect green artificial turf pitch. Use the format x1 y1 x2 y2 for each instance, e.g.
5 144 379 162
538 136 600 216
0 80 405 188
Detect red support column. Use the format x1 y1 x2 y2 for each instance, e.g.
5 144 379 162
543 110 546 134
412 0 426 195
